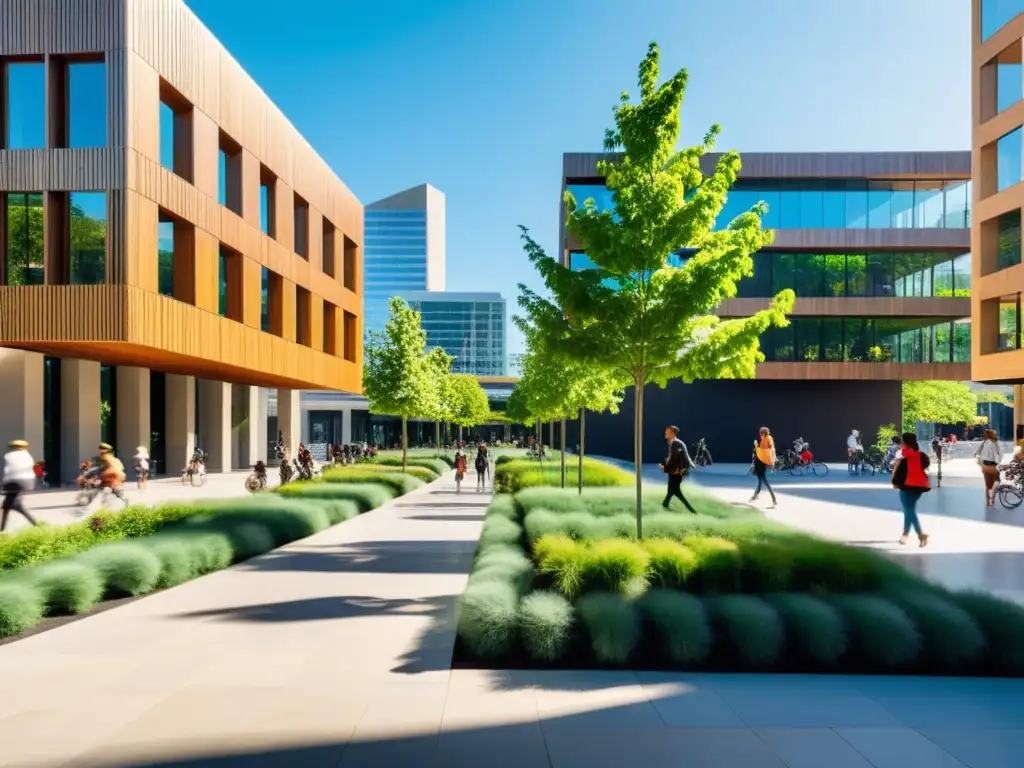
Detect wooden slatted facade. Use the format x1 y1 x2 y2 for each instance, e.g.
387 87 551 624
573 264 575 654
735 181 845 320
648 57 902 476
0 0 362 392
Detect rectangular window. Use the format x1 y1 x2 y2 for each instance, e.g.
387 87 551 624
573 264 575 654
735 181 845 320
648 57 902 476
156 209 193 302
844 182 868 229
953 320 971 362
914 182 945 228
999 209 1022 270
218 131 243 215
157 213 175 297
260 266 270 332
322 218 336 277
259 165 276 238
998 127 1023 192
266 269 283 336
3 60 45 149
218 244 242 321
942 182 970 228
890 183 915 228
158 81 193 182
68 59 106 148
218 249 227 317
343 311 357 362
933 321 952 363
323 301 337 355
3 193 44 285
867 182 891 228
997 40 1023 115
982 0 1024 40
999 295 1021 351
343 235 357 291
296 286 311 346
69 192 106 284
294 193 309 258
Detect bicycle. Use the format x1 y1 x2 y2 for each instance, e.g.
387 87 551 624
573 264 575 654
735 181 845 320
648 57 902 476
775 448 804 476
789 438 828 476
181 457 206 486
245 461 268 493
847 449 875 476
997 459 1024 508
690 438 713 467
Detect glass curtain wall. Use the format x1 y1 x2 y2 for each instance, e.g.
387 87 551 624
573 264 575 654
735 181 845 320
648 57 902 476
69 192 106 284
4 193 45 285
761 318 971 364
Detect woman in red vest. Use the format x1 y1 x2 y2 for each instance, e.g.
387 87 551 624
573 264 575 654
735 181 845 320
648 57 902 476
892 432 930 547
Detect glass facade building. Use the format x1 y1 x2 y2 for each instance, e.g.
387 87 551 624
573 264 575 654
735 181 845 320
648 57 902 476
400 291 507 377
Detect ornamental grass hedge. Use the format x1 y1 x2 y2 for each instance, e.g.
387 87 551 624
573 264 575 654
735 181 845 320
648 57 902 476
495 458 633 494
456 486 1024 676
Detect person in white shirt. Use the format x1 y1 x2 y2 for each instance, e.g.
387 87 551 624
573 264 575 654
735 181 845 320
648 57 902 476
847 429 864 474
977 429 1002 507
1 439 39 531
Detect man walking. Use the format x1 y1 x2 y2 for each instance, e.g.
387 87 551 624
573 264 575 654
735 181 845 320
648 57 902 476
1 439 40 531
659 425 697 514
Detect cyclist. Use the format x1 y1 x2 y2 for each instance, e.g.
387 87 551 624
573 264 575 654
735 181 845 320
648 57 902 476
88 443 127 511
847 429 865 474
884 435 901 471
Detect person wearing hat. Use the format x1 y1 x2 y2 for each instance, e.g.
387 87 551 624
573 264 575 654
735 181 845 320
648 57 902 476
88 443 127 510
1 439 39 531
133 445 150 490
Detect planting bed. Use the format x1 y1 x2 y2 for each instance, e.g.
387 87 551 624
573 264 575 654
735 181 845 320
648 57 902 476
455 486 1024 676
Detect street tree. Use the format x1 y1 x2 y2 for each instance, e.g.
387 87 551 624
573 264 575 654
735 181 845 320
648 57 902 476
362 297 431 470
448 374 491 443
902 380 979 432
423 346 455 450
517 42 794 536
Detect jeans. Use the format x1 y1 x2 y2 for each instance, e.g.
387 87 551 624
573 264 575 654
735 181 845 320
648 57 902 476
753 459 776 503
899 489 923 535
663 474 696 513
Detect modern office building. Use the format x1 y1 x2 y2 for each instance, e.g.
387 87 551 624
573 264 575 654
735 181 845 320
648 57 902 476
0 0 362 481
363 183 445 338
561 151 972 462
398 291 507 376
971 0 1024 435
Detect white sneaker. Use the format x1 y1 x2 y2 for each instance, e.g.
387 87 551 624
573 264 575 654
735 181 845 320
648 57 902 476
768 502 777 509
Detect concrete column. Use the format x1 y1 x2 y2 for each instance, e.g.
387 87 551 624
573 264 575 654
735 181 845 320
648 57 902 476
1015 385 1024 443
60 359 102 484
342 408 353 444
0 349 44 456
165 374 195 474
256 388 269 462
116 367 150 480
232 384 261 469
198 379 231 473
277 388 300 456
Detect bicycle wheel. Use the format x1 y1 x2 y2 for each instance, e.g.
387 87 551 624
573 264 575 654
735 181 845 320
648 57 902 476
191 470 205 487
181 471 190 485
999 484 1024 509
787 463 804 476
812 462 828 477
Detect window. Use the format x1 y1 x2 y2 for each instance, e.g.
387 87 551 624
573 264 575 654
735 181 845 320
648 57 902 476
293 194 309 258
158 81 193 182
296 286 311 346
218 249 227 316
69 192 106 284
999 295 1021 351
914 182 945 228
994 40 1023 117
260 267 270 332
259 165 276 237
343 235 357 291
323 301 337 355
262 268 283 337
343 311 357 361
322 218 336 278
3 60 45 149
943 182 971 228
67 59 106 148
999 209 1022 270
218 244 242 321
157 209 194 302
998 127 1023 192
158 214 175 297
3 193 44 285
982 0 1024 40
218 131 242 215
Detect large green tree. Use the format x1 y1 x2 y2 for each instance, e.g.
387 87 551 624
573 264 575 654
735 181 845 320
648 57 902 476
517 43 794 535
423 346 455 449
362 297 432 470
902 380 978 432
447 374 491 442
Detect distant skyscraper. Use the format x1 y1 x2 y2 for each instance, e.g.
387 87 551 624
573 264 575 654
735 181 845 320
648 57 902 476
400 291 507 376
363 183 445 337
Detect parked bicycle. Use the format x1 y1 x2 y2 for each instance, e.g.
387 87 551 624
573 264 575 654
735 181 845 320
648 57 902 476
689 438 713 467
181 449 207 487
997 457 1024 508
790 437 828 476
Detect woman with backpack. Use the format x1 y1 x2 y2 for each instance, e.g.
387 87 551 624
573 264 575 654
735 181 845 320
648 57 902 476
891 432 930 547
474 445 488 492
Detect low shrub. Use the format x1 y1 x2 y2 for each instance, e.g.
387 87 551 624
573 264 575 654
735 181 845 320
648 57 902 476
642 539 697 589
576 592 642 664
219 521 279 562
79 543 162 597
496 459 632 494
479 515 523 550
950 591 1024 675
637 589 711 665
683 536 742 593
886 590 985 671
146 537 198 588
515 485 750 521
740 542 793 592
830 595 920 670
705 595 784 669
580 539 650 595
470 545 535 595
0 582 45 637
326 464 437 484
278 481 397 511
458 580 520 658
764 593 848 666
518 591 574 662
487 494 520 521
28 561 104 614
367 454 452 473
181 532 235 574
534 535 586 598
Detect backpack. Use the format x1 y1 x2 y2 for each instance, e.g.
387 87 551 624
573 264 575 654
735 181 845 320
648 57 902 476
475 454 487 471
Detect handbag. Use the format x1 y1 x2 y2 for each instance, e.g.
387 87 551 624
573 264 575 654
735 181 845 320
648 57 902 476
891 458 907 489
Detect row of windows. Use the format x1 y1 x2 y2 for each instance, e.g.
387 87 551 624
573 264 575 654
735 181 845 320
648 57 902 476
1 57 106 150
761 318 971 364
365 210 428 220
568 251 971 299
982 0 1024 40
567 180 972 231
983 37 1022 122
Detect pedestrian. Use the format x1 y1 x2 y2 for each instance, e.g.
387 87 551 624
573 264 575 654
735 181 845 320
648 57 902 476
659 425 696 513
891 432 931 547
87 443 127 512
1 439 40 531
454 449 467 493
750 426 778 508
133 445 150 490
475 446 488 492
976 428 1002 507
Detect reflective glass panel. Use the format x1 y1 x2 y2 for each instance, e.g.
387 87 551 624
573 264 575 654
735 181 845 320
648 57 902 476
845 183 868 228
998 52 1023 113
5 62 45 149
954 320 972 361
772 253 795 293
793 319 820 362
218 248 227 317
846 318 869 361
943 182 969 228
68 62 106 148
952 253 972 296
822 187 846 228
738 253 772 297
779 189 802 229
982 0 1024 40
933 321 952 363
890 185 914 228
822 318 844 361
159 101 174 171
998 127 1023 191
261 267 270 332
800 187 823 228
914 182 945 228
758 190 779 229
4 193 44 285
158 216 174 297
824 254 846 297
260 183 270 235
69 192 106 284
867 184 891 229
999 210 1022 270
933 259 955 298
999 296 1021 350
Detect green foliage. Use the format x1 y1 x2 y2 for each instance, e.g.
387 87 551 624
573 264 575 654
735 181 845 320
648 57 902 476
739 541 793 592
683 536 742 593
518 591 574 662
830 595 920 669
705 595 784 669
515 485 745 521
322 466 432 490
950 591 1024 675
902 380 978 432
874 423 899 455
457 580 520 658
885 590 985 671
975 389 1011 406
496 459 633 493
479 515 523 550
28 561 104 614
447 374 492 429
636 589 711 665
487 494 520 521
580 539 650 595
470 545 535 596
576 592 642 664
642 539 696 588
534 535 586 598
278 480 397 511
367 455 451 475
362 297 432 421
80 543 162 597
0 582 45 637
422 346 456 425
147 537 199 588
764 593 848 666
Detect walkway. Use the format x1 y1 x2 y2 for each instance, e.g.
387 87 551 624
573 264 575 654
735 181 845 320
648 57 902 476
0 475 1021 766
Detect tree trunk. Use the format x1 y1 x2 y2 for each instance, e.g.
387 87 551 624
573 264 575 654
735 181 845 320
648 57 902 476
402 416 408 472
435 420 440 450
458 423 463 444
560 418 566 488
549 421 554 458
578 408 585 495
634 378 644 538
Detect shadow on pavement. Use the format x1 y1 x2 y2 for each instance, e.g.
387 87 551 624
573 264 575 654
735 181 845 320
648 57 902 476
238 540 477 576
404 514 486 522
176 594 458 626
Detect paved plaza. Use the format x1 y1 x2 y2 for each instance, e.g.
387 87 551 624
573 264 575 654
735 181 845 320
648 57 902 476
0 471 1023 766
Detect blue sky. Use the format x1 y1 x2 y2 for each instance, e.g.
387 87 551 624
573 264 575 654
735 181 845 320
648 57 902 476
184 0 971 354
